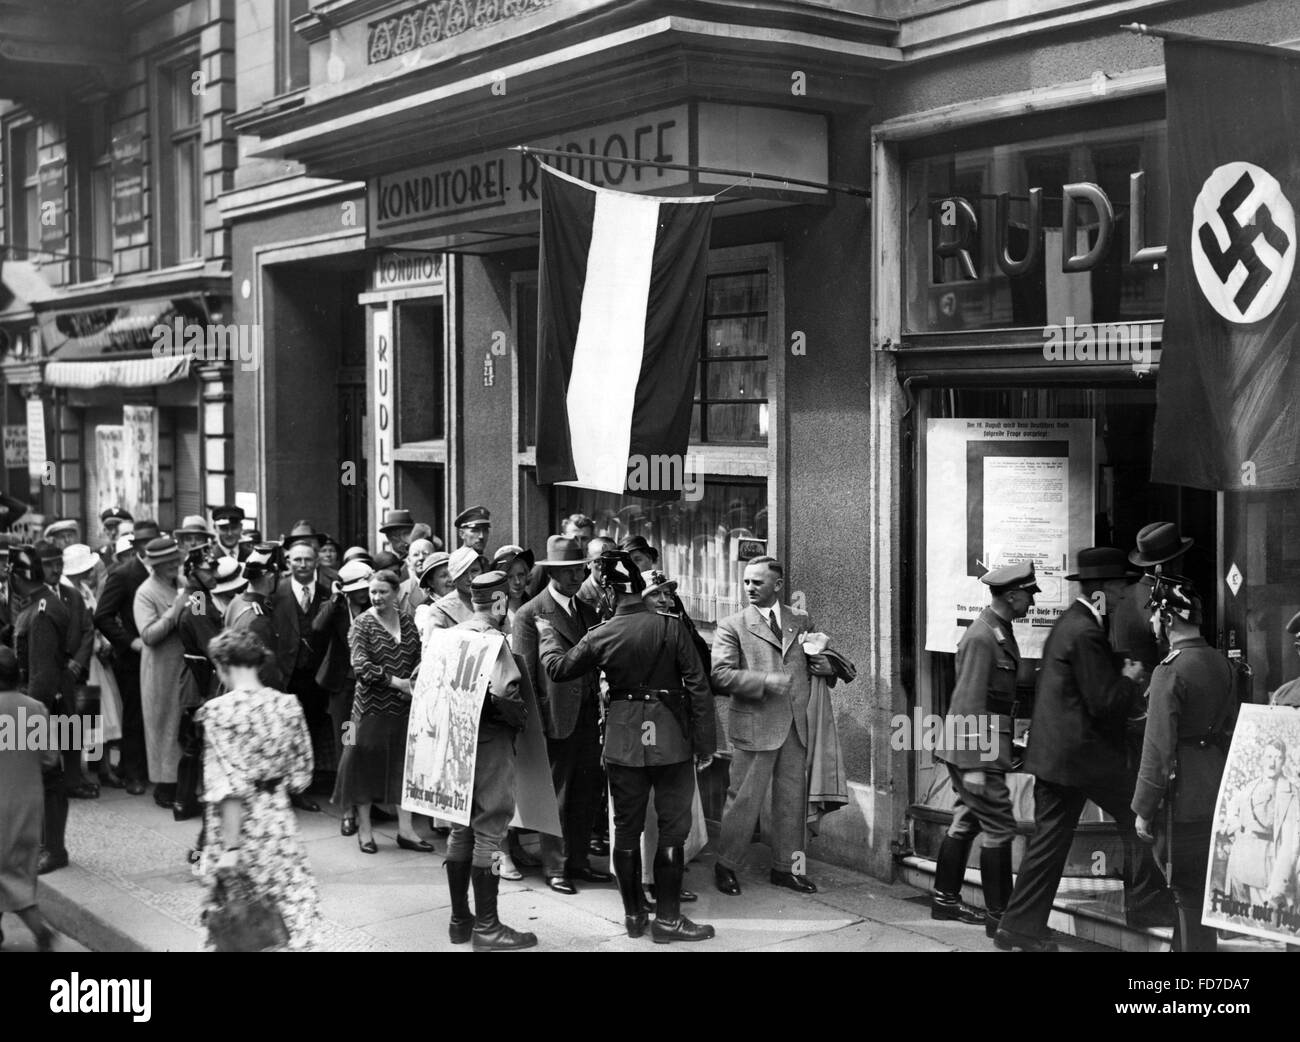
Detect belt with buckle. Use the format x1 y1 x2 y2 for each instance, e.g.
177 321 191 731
609 687 684 702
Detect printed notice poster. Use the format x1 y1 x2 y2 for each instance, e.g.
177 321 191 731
1204 704 1300 944
4 424 28 468
402 627 502 825
122 405 158 522
95 426 126 518
925 418 1094 657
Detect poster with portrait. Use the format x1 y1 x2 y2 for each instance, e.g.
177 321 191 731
95 425 126 519
122 406 158 522
402 627 501 825
924 417 1094 657
1203 704 1300 944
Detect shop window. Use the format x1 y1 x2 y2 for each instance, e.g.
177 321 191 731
395 301 443 442
154 51 203 267
7 122 40 255
72 102 114 283
693 270 769 444
275 0 311 95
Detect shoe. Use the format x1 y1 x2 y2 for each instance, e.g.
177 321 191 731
651 915 716 943
446 861 474 944
67 782 100 799
931 895 985 924
471 866 539 950
173 804 201 822
152 783 176 808
396 834 435 852
588 836 610 857
340 813 358 837
125 779 147 796
291 793 321 812
37 849 69 875
715 863 741 896
770 869 817 894
357 835 378 855
98 771 126 789
569 865 613 883
652 846 714 943
993 926 1059 952
496 853 523 881
547 875 577 895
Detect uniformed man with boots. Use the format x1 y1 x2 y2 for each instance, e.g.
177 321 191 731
9 546 74 873
444 570 537 951
932 561 1038 937
540 550 716 943
1133 575 1236 952
225 544 284 690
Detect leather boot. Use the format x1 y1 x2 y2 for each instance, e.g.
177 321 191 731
612 848 650 938
931 836 983 924
650 846 714 943
979 844 1013 938
42 776 68 862
470 866 538 951
445 860 474 944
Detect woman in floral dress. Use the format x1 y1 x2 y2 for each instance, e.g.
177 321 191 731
198 628 320 951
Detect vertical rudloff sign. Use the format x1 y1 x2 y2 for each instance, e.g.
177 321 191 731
371 309 394 532
1152 37 1300 490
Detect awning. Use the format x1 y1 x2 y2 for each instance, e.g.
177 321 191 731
39 296 209 360
44 354 192 389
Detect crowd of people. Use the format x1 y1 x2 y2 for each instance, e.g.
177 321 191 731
0 501 839 951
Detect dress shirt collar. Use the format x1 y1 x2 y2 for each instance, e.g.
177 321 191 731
1076 595 1104 628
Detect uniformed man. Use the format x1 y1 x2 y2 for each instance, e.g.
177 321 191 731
174 547 227 821
97 507 133 567
541 550 716 943
212 505 250 562
932 560 1038 936
1131 575 1235 952
9 546 74 873
225 544 283 689
1270 612 1300 706
454 505 492 556
443 570 537 951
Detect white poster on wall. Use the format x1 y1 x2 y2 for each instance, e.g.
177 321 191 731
95 426 126 517
25 397 46 486
925 417 1095 657
122 405 158 523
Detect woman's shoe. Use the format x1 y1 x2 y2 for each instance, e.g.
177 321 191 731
496 853 523 881
358 835 378 855
340 812 358 837
396 834 434 852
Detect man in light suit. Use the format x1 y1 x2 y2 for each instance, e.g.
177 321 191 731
513 535 611 894
711 555 832 895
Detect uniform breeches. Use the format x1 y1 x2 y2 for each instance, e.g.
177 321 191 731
607 760 694 849
945 763 1017 847
447 725 516 869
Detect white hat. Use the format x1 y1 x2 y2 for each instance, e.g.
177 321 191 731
210 558 248 596
62 544 98 577
447 546 483 582
336 560 374 593
115 533 135 555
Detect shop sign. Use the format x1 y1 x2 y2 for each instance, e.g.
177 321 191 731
371 251 444 292
1226 562 1243 597
369 105 690 239
735 538 766 562
111 128 145 235
4 424 28 468
25 397 46 486
924 418 1095 658
371 309 395 532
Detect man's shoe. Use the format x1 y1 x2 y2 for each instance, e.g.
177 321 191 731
547 875 577 895
588 836 610 857
994 926 1059 952
67 782 100 799
291 793 321 812
570 865 613 883
651 916 715 943
625 912 649 939
173 803 201 822
770 869 817 894
125 779 147 796
931 894 986 925
37 850 69 875
714 864 741 896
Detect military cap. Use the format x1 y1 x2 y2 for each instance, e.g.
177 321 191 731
470 569 508 608
1285 611 1300 637
43 519 78 540
981 560 1040 594
100 506 133 524
8 545 43 585
454 505 491 529
212 505 246 525
34 539 61 562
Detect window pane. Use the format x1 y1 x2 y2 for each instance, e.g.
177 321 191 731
21 126 36 174
706 404 764 442
23 185 39 251
705 315 767 358
172 62 200 127
91 166 112 272
707 271 766 315
174 137 201 259
705 358 767 401
555 479 767 627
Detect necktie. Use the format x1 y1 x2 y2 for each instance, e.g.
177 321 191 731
768 609 782 643
300 586 311 615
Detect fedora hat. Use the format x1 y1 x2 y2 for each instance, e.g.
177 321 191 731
210 558 248 596
285 520 322 547
1129 522 1194 568
131 521 162 545
379 508 415 533
174 514 213 538
1065 547 1139 582
144 536 182 567
536 535 585 567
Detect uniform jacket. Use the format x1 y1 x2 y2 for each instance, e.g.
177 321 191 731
14 592 72 709
226 592 284 689
1023 599 1141 788
711 602 814 753
55 580 94 676
178 586 223 703
271 575 334 679
542 600 715 766
1272 677 1300 707
93 556 148 663
512 585 600 740
1131 637 1235 822
429 590 473 630
937 606 1020 772
1225 775 1300 899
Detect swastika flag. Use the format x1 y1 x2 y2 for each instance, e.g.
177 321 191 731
1153 37 1300 490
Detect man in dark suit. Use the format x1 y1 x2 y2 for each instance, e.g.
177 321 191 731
92 520 161 795
993 547 1157 951
711 555 833 896
932 560 1039 937
513 535 610 895
37 541 97 799
272 540 335 810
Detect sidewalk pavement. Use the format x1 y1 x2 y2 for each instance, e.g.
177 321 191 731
34 787 1122 953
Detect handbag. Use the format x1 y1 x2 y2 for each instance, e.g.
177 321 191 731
205 869 290 952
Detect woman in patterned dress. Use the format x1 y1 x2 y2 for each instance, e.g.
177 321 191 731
198 628 320 951
333 570 427 853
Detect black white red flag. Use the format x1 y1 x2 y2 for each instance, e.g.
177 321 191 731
534 163 713 496
1152 37 1300 490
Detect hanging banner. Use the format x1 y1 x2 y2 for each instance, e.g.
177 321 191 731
94 425 126 518
1205 704 1300 944
925 418 1095 657
122 405 158 522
